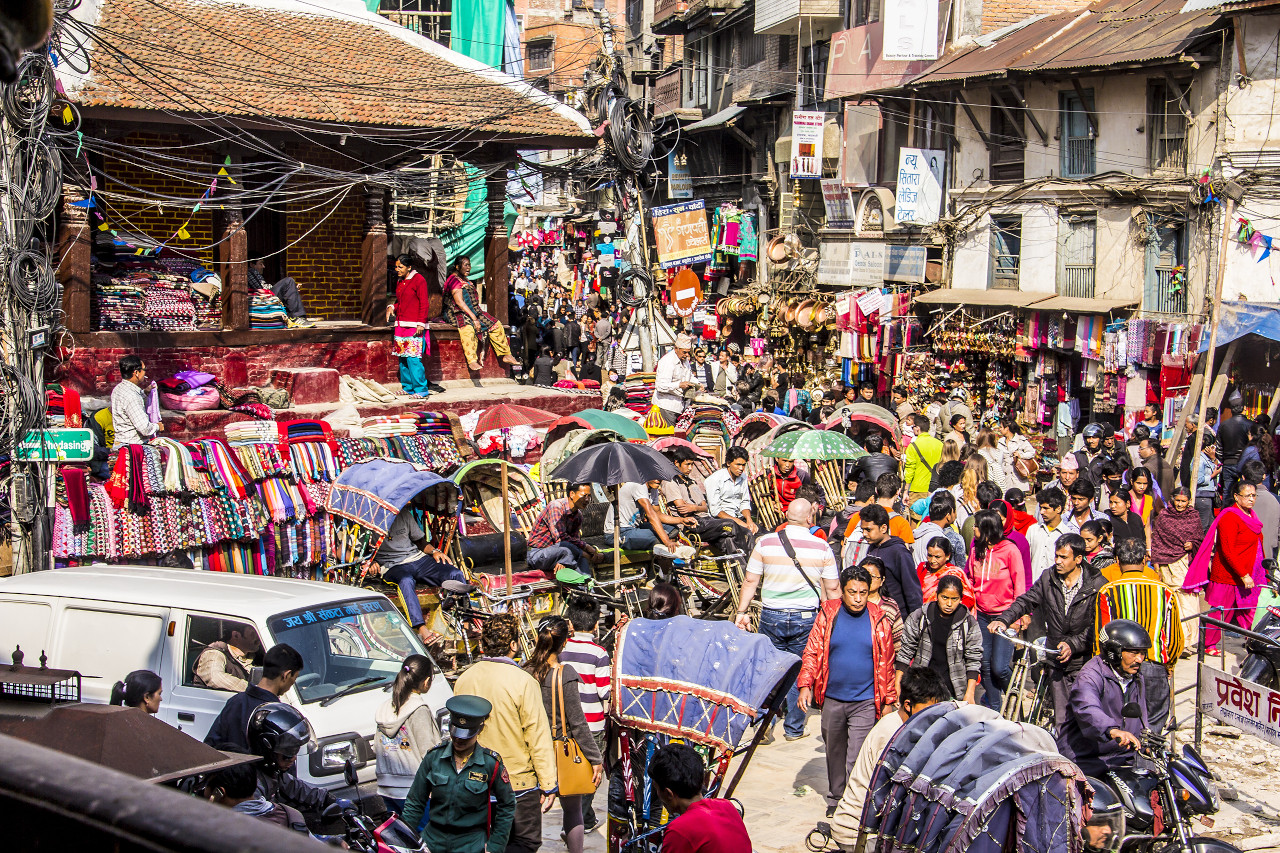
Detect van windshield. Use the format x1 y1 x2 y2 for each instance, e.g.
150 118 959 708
267 598 424 704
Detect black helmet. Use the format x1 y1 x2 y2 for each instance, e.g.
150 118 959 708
1083 423 1104 439
246 702 315 763
1099 619 1151 668
1083 777 1125 852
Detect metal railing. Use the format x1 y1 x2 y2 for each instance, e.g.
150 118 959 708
1064 137 1095 177
1147 268 1187 314
1059 265 1095 298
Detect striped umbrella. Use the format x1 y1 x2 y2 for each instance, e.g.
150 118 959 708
762 429 867 461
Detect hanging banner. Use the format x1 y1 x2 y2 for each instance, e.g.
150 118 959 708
894 148 945 225
651 200 713 269
883 0 941 60
820 241 886 286
668 148 693 200
821 180 856 228
790 111 826 179
1198 664 1280 748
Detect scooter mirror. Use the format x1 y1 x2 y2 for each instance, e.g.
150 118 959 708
344 757 359 788
1265 559 1279 585
1121 702 1143 720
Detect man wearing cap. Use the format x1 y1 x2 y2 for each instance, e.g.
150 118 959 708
1048 452 1082 495
652 334 698 427
403 695 516 853
662 447 740 556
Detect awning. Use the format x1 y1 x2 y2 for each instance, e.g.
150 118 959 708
1198 301 1280 351
1029 295 1139 313
683 105 747 132
913 288 1047 307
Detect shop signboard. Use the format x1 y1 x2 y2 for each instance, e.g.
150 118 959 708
668 148 693 200
821 240 886 286
824 23 936 99
884 245 928 282
790 111 826 179
821 179 856 228
1198 665 1280 748
15 428 94 462
894 148 945 225
651 200 713 269
883 0 940 60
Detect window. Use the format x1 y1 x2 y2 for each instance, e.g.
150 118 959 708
778 35 794 71
378 0 451 45
878 97 909 185
1149 80 1188 172
989 215 1022 290
849 0 880 27
594 0 606 10
1145 222 1186 313
627 0 642 29
183 616 259 687
527 38 553 72
1060 89 1095 178
800 40 831 109
740 30 767 67
1058 214 1096 298
685 38 709 107
989 92 1025 183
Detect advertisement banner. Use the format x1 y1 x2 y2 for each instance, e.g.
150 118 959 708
821 179 856 228
651 200 713 269
884 245 928 282
1198 665 1280 748
668 148 693 200
883 0 941 60
821 241 886 286
790 111 826 179
824 22 937 99
894 148 945 224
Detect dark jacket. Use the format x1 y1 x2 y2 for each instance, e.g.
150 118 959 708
256 766 334 815
896 603 983 700
868 536 923 616
1059 654 1148 774
1218 414 1251 467
995 566 1106 675
1143 454 1177 500
204 683 278 751
854 452 898 487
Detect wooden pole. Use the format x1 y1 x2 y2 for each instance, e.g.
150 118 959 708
613 484 622 585
1190 197 1236 477
501 456 513 595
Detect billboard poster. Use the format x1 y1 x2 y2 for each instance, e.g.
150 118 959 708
790 111 826 179
894 148 945 224
651 200 713 269
883 0 941 60
821 179 856 228
668 148 693 199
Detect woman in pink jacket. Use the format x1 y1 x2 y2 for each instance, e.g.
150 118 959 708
966 509 1026 711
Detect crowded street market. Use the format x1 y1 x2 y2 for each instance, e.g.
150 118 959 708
4 0 1280 851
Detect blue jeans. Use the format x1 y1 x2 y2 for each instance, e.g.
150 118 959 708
398 355 429 396
758 607 817 738
383 554 466 628
528 542 590 575
619 523 678 551
978 611 1014 711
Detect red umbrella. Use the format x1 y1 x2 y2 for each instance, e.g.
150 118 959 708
474 403 558 436
649 436 714 458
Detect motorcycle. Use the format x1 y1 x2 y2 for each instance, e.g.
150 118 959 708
1237 559 1280 688
1087 702 1240 853
314 761 426 853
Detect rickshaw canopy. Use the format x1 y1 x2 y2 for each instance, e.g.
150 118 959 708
326 458 457 537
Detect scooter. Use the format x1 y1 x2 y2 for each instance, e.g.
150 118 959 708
1237 560 1280 688
315 761 427 853
1087 702 1240 853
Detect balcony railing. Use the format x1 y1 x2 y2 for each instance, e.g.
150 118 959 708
653 0 688 24
1147 268 1187 314
1059 265 1095 298
654 68 682 114
1064 137 1095 177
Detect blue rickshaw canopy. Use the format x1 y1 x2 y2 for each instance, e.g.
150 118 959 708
325 458 457 536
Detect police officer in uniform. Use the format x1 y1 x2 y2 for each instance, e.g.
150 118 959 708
403 695 515 853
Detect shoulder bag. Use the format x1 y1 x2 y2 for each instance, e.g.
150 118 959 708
552 665 596 796
912 441 941 492
777 529 823 602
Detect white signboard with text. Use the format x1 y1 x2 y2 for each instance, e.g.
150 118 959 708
883 0 941 61
790 111 826 179
894 148 945 225
1198 664 1280 748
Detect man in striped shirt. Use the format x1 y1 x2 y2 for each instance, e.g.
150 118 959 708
734 498 840 741
561 597 612 831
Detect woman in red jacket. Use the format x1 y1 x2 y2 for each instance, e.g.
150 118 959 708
966 509 1026 711
1183 479 1266 653
386 254 431 396
796 562 896 817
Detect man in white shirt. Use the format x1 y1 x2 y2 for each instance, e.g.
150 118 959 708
828 666 948 850
110 354 163 450
1063 479 1106 534
705 447 758 555
652 333 697 426
605 478 695 555
1027 487 1067 582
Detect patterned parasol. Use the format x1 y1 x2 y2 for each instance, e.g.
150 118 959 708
762 429 867 461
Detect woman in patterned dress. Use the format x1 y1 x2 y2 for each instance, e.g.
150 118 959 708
443 257 518 372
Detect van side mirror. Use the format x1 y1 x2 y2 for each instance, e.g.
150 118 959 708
1121 702 1142 720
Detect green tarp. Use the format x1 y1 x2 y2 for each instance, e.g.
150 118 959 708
451 0 505 69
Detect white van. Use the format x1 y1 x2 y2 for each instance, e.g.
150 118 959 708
0 565 452 791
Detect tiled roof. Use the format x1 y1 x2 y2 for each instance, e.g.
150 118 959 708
62 0 592 141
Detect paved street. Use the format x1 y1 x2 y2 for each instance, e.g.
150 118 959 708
551 643 1280 853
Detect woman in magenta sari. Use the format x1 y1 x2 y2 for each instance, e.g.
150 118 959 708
443 256 518 372
1183 479 1265 653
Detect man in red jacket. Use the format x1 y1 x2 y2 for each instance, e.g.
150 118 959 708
796 563 897 817
648 743 751 853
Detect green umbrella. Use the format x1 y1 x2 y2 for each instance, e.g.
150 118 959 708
762 429 867 461
572 408 649 441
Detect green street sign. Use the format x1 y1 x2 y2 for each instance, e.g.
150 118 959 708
15 429 94 462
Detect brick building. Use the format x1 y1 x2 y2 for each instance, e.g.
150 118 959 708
54 0 590 397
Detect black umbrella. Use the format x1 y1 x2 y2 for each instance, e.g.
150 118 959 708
549 441 678 486
549 442 679 584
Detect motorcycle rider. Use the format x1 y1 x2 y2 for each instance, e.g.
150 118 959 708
202 758 310 833
245 701 342 816
1059 620 1151 776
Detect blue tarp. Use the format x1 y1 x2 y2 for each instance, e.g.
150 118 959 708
326 459 457 536
1198 301 1280 351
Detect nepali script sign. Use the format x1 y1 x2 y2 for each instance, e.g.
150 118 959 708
894 148 945 225
652 200 713 269
1198 664 1280 748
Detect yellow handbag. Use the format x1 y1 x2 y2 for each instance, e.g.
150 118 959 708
552 665 596 797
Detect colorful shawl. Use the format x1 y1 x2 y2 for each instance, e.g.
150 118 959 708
62 467 91 533
1149 506 1203 565
1183 505 1266 607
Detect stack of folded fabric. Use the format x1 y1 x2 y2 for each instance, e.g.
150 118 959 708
250 290 288 330
408 411 455 436
46 385 83 428
145 274 198 331
622 372 656 415
225 420 280 444
93 272 148 330
361 415 417 437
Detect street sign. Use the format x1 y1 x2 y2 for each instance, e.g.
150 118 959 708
1198 664 1280 748
15 428 94 462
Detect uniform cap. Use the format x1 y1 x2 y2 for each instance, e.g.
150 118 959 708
446 694 493 738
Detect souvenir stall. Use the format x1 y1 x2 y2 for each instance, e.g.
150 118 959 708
90 232 216 332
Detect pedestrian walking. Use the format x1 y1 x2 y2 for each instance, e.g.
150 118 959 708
895 575 982 703
967 509 1026 710
375 655 441 814
1183 479 1267 655
110 670 163 714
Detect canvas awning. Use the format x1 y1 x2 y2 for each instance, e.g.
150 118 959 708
1197 301 1280 351
683 105 748 132
913 288 1047 307
1029 295 1139 313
